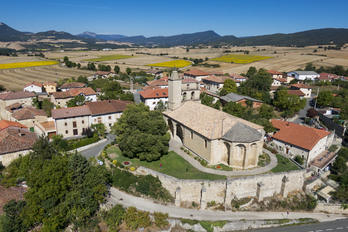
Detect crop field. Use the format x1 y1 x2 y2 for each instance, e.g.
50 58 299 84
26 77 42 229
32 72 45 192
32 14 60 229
211 54 273 64
83 54 134 62
0 65 94 90
0 61 59 69
146 60 192 68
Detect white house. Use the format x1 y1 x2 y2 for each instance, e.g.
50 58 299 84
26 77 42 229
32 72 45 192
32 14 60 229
202 76 236 93
271 120 334 168
23 81 43 93
287 71 319 81
139 88 168 111
183 69 211 81
290 84 312 98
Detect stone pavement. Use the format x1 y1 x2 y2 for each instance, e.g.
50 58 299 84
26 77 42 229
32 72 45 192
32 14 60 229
169 138 277 176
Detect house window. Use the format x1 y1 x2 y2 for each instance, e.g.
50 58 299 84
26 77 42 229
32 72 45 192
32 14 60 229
98 117 102 123
204 140 207 148
58 102 60 105
65 130 68 134
153 102 156 105
108 116 111 120
191 131 193 139
82 120 84 124
94 119 96 122
73 129 78 135
65 122 67 126
73 121 77 128
109 123 111 127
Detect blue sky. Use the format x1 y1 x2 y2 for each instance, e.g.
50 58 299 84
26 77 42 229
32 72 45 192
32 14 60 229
2 0 348 37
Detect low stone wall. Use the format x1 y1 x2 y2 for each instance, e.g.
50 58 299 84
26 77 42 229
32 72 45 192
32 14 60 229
69 138 107 153
137 167 305 208
314 203 348 214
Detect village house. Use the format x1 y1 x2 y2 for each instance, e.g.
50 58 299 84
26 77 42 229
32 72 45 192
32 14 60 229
34 121 56 139
0 120 28 132
230 73 247 84
202 76 236 93
51 100 132 138
10 107 48 132
146 69 163 78
93 71 115 80
146 79 168 89
139 88 168 111
0 91 36 119
60 82 86 92
286 90 306 99
51 87 97 108
164 69 265 169
183 69 211 81
270 120 334 168
290 83 312 98
267 70 284 79
0 125 38 166
42 81 58 95
287 71 319 81
271 78 287 88
23 81 43 93
220 92 263 108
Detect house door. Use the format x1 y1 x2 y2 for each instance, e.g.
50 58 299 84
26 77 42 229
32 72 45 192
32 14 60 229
286 147 289 154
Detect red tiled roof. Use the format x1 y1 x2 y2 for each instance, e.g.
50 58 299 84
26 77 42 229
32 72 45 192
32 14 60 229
52 105 91 119
0 91 36 100
143 85 162 91
52 88 96 99
38 121 56 131
270 86 280 90
60 82 86 89
271 119 330 150
11 107 47 120
184 69 211 76
5 102 23 112
208 71 224 76
43 81 57 87
52 91 72 99
319 73 340 79
182 78 199 83
159 76 169 81
23 81 42 88
203 76 234 84
139 88 168 99
273 78 287 82
287 90 305 96
85 100 133 115
0 128 38 155
147 79 168 86
267 70 283 75
290 84 313 89
230 73 247 80
0 120 27 131
95 71 112 75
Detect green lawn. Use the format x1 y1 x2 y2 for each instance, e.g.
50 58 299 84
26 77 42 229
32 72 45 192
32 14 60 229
258 153 271 167
83 54 134 62
271 154 300 173
106 147 226 180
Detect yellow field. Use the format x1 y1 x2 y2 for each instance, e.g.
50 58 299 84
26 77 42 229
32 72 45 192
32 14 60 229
211 54 273 64
84 54 134 62
0 61 59 69
146 60 192 68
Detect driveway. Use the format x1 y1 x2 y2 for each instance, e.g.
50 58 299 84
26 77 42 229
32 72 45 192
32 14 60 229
80 134 115 159
293 97 313 124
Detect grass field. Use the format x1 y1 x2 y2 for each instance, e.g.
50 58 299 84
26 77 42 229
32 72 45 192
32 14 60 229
211 54 273 64
271 154 299 173
106 147 226 180
83 54 133 62
0 61 59 69
146 60 192 68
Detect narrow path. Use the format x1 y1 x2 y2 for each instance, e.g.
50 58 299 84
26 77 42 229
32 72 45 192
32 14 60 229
169 139 277 176
105 187 346 223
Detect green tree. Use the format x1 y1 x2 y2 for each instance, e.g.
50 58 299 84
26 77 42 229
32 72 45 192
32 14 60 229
156 100 167 112
0 84 6 91
42 98 54 117
258 104 274 120
273 90 306 112
317 90 334 107
219 79 237 96
1 200 28 232
200 93 214 106
67 95 86 107
63 56 69 63
120 92 135 101
114 65 120 74
222 102 246 118
306 108 317 118
91 123 106 136
126 67 132 75
246 66 257 77
77 75 88 84
304 62 316 71
111 103 170 161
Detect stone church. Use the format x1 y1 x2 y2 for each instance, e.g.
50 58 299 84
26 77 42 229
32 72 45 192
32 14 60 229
163 69 265 169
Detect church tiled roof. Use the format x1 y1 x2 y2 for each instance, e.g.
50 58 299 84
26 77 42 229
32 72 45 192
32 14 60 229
163 101 263 140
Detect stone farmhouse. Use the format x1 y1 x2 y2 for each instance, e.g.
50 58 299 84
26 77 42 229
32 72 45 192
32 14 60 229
267 70 284 79
163 69 265 169
0 123 38 166
60 82 86 92
146 79 168 89
35 121 56 139
10 107 47 132
230 73 247 84
139 88 168 111
286 90 306 99
220 92 263 108
51 87 97 108
0 91 36 119
42 81 57 95
287 71 319 81
51 100 132 138
202 76 236 93
271 120 334 168
290 84 312 98
23 81 43 93
146 69 163 78
0 120 28 132
183 69 211 81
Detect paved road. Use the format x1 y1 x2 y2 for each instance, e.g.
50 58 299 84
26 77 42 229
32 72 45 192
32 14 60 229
247 218 348 232
105 187 346 223
169 138 278 176
80 134 115 159
293 97 313 124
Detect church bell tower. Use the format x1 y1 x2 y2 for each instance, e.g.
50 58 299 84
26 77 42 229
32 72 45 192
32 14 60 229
168 67 182 110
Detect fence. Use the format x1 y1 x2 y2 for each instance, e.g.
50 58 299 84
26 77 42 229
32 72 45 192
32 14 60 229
317 112 346 138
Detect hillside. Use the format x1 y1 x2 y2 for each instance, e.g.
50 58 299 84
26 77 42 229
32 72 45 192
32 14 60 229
77 31 127 40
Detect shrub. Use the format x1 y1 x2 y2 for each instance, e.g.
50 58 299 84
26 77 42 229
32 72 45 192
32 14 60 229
201 160 208 167
271 149 277 154
101 204 125 231
180 147 184 150
294 155 305 165
154 212 169 227
192 201 198 207
124 207 151 230
184 149 187 152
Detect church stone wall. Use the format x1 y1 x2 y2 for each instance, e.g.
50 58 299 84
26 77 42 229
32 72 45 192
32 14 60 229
137 166 305 207
183 127 212 162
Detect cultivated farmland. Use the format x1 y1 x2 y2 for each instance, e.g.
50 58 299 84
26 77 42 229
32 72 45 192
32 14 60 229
146 60 192 68
211 54 273 64
0 60 58 69
83 54 134 62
